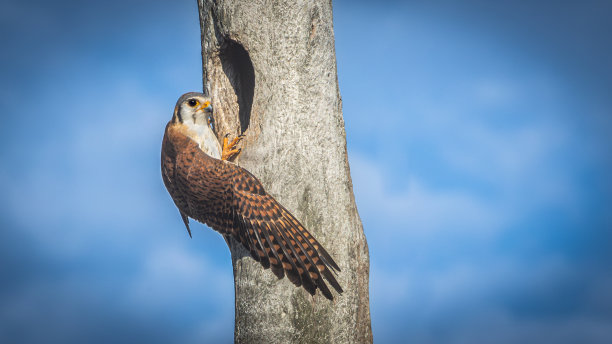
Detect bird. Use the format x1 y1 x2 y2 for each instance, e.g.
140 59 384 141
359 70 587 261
161 92 343 300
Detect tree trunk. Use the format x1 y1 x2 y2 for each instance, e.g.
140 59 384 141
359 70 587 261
197 1 372 343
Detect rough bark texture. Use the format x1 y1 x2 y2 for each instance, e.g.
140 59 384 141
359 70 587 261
197 1 372 343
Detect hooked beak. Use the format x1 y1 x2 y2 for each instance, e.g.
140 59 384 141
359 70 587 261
198 101 213 113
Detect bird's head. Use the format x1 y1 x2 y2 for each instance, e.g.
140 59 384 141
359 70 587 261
173 92 215 131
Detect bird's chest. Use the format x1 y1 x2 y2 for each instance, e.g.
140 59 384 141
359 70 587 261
191 124 221 160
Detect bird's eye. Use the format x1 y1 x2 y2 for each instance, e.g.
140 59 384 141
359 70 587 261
188 99 198 107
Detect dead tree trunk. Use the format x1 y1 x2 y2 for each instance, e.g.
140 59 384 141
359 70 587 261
197 1 372 343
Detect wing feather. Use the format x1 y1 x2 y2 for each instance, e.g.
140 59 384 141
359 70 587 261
279 211 340 299
173 141 342 300
238 211 269 268
272 211 319 294
260 216 303 286
279 211 343 294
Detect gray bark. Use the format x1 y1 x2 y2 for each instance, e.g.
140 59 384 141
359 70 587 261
197 1 372 343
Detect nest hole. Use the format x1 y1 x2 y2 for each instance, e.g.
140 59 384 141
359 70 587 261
220 40 254 134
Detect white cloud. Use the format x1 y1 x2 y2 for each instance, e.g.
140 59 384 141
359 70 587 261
1 78 178 253
369 254 612 343
126 244 234 311
350 153 504 238
187 316 234 344
346 68 588 244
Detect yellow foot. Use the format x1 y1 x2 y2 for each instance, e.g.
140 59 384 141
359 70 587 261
221 133 244 161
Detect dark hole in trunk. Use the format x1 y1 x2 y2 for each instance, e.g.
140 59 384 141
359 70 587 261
220 40 254 134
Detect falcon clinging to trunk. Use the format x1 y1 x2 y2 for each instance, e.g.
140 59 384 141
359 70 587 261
161 92 342 300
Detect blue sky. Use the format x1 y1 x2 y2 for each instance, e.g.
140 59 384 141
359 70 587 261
1 1 611 343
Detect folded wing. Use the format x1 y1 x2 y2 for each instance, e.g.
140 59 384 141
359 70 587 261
173 144 342 300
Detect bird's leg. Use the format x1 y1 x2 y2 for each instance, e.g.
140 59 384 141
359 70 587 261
221 133 244 161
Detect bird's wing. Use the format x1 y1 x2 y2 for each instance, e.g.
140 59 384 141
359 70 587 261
161 133 192 237
173 143 342 300
229 167 343 300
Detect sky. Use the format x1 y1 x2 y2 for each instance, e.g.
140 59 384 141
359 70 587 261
1 0 611 343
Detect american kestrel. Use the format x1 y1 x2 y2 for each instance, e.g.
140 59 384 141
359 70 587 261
161 92 342 300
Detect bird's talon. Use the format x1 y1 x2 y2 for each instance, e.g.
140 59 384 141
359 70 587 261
221 134 244 161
